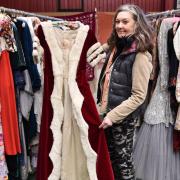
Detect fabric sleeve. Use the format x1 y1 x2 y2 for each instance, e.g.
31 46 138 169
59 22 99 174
106 52 153 123
174 25 180 61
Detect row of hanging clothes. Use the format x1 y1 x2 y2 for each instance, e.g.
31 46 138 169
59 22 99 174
0 7 114 180
1 6 180 180
133 10 180 180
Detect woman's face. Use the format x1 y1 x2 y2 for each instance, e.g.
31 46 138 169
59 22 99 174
115 11 136 38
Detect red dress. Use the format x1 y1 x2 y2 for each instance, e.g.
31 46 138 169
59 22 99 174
0 50 21 155
36 27 114 180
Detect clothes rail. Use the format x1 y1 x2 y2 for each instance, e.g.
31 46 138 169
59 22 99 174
146 9 180 18
0 6 63 21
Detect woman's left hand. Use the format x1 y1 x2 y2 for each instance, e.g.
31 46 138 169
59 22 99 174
99 117 113 129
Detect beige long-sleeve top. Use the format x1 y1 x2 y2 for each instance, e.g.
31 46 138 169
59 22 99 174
106 51 153 123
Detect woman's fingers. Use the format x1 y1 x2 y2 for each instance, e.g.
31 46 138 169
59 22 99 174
99 117 113 129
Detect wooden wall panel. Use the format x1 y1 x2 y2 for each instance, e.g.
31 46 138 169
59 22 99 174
59 0 83 11
0 0 56 12
0 0 175 12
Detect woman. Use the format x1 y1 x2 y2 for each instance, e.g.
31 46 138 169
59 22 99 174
97 4 154 180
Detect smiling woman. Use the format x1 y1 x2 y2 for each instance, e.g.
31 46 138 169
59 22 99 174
91 4 154 180
114 11 136 38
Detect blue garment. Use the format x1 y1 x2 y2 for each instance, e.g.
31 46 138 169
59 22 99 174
16 20 41 92
15 20 38 154
14 71 26 90
9 23 26 71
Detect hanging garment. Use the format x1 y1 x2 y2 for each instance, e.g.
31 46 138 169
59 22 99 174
174 24 180 130
167 28 180 157
150 18 160 81
167 27 179 120
15 19 41 92
42 21 96 180
0 50 21 154
149 18 162 96
57 11 96 34
40 21 113 180
166 26 180 152
0 103 8 179
17 18 44 169
134 18 180 180
173 129 180 151
168 28 179 90
74 27 114 180
9 23 26 71
0 14 17 53
173 22 180 151
9 22 30 179
36 25 54 180
16 20 40 151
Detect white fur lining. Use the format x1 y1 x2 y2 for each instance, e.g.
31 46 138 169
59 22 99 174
68 24 98 180
41 22 64 180
41 22 98 180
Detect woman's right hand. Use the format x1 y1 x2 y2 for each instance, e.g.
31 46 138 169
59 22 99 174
99 116 113 129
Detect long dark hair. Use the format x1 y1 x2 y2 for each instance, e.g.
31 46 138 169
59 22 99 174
107 4 154 53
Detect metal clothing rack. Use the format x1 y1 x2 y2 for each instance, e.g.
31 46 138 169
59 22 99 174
146 9 180 18
0 6 63 21
1 6 180 22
